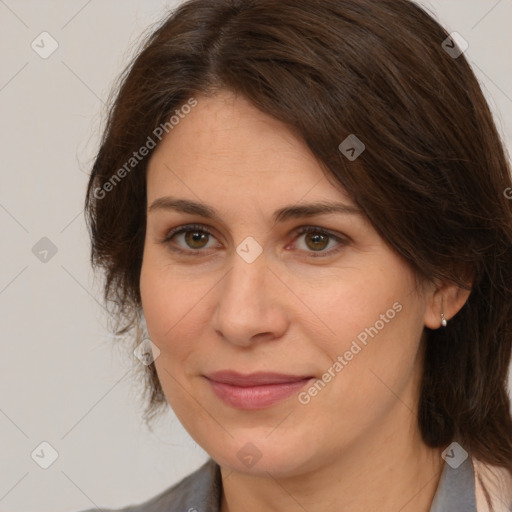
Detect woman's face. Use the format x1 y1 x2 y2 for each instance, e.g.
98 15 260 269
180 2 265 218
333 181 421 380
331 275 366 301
140 90 434 476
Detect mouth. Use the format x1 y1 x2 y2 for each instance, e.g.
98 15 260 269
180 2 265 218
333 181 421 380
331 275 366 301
203 371 314 410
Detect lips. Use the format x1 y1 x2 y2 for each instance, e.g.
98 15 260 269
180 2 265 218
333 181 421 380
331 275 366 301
204 370 313 409
205 370 311 386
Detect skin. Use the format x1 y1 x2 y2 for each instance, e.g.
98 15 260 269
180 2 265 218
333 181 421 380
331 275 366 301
140 90 471 512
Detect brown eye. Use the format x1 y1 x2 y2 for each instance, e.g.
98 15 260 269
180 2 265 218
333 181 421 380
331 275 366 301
163 224 218 255
293 226 348 257
184 230 210 249
304 232 329 251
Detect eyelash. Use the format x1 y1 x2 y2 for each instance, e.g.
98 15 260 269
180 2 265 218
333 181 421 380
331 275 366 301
161 223 348 258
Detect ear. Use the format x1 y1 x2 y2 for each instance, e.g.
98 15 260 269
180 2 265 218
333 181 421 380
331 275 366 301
423 277 472 329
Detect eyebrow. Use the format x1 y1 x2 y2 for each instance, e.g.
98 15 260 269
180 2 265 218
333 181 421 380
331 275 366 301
148 197 362 224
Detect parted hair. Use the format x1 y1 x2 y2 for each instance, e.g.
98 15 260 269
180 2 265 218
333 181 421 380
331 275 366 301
85 0 512 474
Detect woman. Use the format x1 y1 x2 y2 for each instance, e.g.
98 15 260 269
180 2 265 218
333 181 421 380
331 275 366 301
82 0 512 510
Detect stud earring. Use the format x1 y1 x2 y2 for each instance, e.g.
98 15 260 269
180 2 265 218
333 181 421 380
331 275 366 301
441 313 447 327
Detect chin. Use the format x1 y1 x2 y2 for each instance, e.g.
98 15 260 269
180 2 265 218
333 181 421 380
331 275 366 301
207 435 319 477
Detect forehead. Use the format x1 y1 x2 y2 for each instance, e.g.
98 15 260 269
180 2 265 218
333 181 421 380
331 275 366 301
146 91 354 207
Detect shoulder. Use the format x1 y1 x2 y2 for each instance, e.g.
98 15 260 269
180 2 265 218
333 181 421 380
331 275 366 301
76 458 221 512
473 457 512 512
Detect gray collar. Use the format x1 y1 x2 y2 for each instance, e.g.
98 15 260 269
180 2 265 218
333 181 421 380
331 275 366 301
429 454 476 511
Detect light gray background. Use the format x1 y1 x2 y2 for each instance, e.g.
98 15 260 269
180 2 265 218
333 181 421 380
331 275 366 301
1 1 511 511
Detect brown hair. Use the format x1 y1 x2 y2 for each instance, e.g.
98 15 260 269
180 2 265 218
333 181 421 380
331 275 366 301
85 0 512 473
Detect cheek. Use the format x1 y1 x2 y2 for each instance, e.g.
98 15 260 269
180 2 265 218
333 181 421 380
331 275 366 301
293 258 415 354
140 245 194 336
140 259 169 340
139 256 200 413
139 250 215 371
309 300 424 438
299 260 424 414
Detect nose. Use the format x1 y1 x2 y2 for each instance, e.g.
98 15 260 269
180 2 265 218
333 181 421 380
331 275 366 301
210 249 289 348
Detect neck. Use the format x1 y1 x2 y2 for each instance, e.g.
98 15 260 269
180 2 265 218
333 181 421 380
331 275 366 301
219 411 444 512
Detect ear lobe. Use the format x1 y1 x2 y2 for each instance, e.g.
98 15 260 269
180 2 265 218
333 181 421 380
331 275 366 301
423 280 472 329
